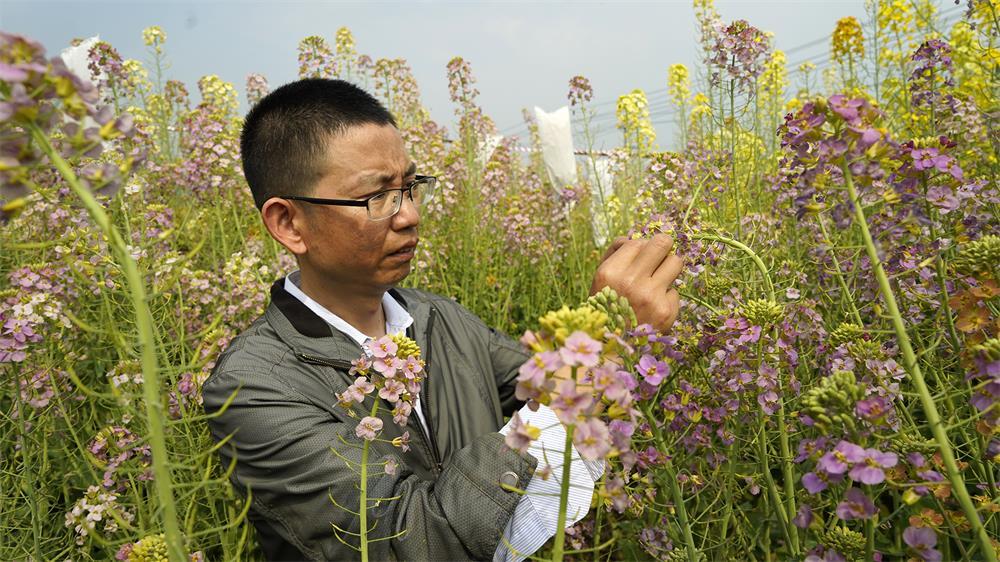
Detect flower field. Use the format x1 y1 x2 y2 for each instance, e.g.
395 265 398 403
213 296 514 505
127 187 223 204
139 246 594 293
2 0 999 560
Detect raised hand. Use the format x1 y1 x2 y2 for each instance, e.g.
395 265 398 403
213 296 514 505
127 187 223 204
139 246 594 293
589 233 684 333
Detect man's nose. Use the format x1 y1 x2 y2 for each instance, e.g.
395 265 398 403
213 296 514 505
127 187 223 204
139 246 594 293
392 191 420 229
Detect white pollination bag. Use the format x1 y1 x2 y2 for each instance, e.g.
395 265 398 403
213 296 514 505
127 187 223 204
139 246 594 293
589 157 615 247
533 106 577 188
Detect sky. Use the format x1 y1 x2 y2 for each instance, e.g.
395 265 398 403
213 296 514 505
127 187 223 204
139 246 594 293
0 1 962 150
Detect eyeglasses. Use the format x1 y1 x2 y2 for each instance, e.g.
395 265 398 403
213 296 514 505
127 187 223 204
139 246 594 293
279 175 437 221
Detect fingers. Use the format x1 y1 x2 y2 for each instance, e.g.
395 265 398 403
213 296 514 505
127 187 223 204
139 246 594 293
599 236 629 263
651 253 685 288
630 233 675 277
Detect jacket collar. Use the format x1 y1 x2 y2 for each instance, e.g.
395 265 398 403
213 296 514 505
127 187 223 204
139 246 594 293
265 277 431 363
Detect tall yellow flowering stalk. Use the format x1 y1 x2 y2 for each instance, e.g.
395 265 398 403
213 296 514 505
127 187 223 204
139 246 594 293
832 16 865 89
615 89 656 156
667 64 691 147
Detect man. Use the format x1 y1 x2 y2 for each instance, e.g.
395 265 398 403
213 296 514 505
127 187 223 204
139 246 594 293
202 78 683 561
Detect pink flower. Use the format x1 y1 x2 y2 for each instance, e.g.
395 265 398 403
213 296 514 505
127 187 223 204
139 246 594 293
373 356 403 377
379 379 406 403
520 351 563 382
349 356 370 376
392 401 412 426
550 379 593 425
573 417 611 460
392 430 410 452
368 336 398 359
559 331 601 367
384 458 398 476
355 416 383 441
504 412 540 454
401 356 423 379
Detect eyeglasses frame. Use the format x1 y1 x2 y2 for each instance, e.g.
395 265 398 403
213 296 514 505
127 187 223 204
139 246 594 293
277 175 437 221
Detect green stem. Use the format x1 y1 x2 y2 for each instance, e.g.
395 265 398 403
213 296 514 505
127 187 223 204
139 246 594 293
816 213 865 325
642 405 698 562
359 400 379 562
551 423 575 562
757 420 794 553
689 233 775 301
842 162 997 562
29 124 186 562
11 368 43 562
775 390 800 555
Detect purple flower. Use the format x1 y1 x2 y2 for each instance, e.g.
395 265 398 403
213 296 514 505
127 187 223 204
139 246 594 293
848 448 898 485
355 416 383 441
835 487 877 520
560 331 601 367
829 95 863 123
519 351 562 382
637 354 670 386
802 472 825 494
927 185 959 214
573 417 611 460
793 504 813 528
904 526 942 562
911 148 946 171
818 441 865 474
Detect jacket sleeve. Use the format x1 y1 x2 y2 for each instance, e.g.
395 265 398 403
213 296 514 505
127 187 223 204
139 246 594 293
203 365 538 562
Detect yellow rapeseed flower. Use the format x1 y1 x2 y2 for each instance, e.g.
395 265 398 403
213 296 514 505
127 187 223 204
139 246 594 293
142 26 166 53
616 89 656 155
335 27 357 56
832 17 865 63
667 64 690 109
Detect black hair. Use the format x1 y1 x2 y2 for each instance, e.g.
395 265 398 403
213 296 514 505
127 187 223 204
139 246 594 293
240 78 397 209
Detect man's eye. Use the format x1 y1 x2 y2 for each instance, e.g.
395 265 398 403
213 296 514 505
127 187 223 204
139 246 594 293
369 192 390 203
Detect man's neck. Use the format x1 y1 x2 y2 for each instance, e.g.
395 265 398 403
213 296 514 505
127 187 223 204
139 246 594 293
297 269 387 338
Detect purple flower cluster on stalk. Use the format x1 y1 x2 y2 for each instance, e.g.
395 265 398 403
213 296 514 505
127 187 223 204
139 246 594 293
567 75 593 106
0 31 141 213
704 19 771 92
802 440 897 494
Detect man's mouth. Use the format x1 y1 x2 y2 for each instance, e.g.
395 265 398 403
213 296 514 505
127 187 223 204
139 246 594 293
389 241 418 259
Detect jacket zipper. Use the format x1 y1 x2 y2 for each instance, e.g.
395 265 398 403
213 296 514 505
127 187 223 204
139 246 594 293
420 307 443 473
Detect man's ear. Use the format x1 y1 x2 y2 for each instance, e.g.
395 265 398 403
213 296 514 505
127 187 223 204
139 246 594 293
261 197 308 256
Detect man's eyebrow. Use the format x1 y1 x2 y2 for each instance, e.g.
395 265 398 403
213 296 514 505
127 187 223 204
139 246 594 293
355 162 417 197
356 163 418 192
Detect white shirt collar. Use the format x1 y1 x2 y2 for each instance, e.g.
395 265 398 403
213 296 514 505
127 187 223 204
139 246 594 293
284 270 414 349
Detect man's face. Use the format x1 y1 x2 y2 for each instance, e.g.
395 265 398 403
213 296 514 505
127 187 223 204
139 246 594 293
296 122 420 294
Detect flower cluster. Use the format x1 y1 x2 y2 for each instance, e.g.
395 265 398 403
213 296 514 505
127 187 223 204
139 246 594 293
705 19 771 92
831 16 865 64
667 63 690 111
245 73 269 107
297 36 336 78
513 298 649 471
567 75 593 107
336 334 425 444
802 440 898 493
65 485 135 545
0 32 139 208
88 424 153 489
616 89 656 155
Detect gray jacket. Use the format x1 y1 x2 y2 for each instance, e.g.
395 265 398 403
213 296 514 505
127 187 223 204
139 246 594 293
202 279 537 561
